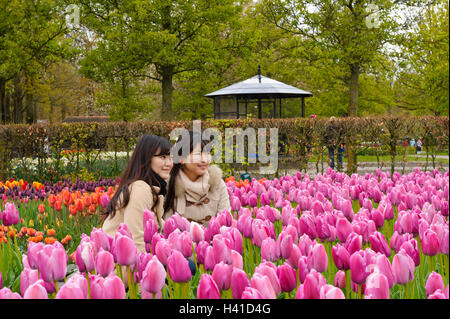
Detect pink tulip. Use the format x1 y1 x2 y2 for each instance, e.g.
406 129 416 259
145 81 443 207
195 241 209 265
155 239 172 266
250 273 276 299
298 233 313 256
298 256 310 284
364 272 390 299
213 236 232 265
190 222 204 243
307 243 328 274
374 254 395 288
27 242 45 270
251 219 272 247
369 232 391 257
241 287 263 299
341 200 355 221
286 244 302 269
0 287 22 299
103 274 126 299
334 270 346 289
141 256 166 294
370 209 385 229
319 284 345 299
255 262 281 296
115 233 138 266
231 268 250 299
398 239 420 267
20 268 39 296
278 232 294 260
223 227 243 254
167 250 192 283
261 237 278 262
151 233 164 255
0 270 2 288
37 244 67 282
428 289 446 299
425 272 445 296
197 274 221 299
144 219 158 245
95 249 115 277
55 274 88 299
100 193 110 210
248 193 258 207
230 196 242 212
204 246 216 271
90 227 112 252
231 250 243 269
1 202 19 226
75 238 96 273
90 275 106 299
332 244 350 270
299 215 317 240
277 263 297 293
297 269 326 299
163 217 177 238
445 285 449 299
345 233 362 255
349 251 369 284
212 262 233 291
422 229 440 256
179 231 193 258
237 214 253 238
336 217 353 243
23 280 48 299
392 250 415 285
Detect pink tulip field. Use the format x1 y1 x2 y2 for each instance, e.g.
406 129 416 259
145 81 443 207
1 167 449 299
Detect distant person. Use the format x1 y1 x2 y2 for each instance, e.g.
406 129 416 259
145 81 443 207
410 139 416 148
416 139 423 153
324 117 344 170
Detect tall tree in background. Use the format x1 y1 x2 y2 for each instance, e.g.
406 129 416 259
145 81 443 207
395 0 449 115
258 0 434 173
0 0 76 124
76 0 247 120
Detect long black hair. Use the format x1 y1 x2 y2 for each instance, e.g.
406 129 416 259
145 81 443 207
163 131 210 214
104 135 172 219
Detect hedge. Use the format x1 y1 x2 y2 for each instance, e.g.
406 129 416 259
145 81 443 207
0 116 448 182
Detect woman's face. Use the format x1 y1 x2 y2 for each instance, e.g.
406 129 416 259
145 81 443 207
151 148 173 180
181 143 211 178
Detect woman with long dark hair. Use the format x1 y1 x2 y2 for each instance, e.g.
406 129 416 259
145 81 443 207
163 131 230 225
102 135 173 252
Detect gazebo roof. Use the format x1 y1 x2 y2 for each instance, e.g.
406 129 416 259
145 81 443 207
205 75 313 98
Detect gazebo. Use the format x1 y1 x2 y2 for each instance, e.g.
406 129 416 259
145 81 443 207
205 66 313 119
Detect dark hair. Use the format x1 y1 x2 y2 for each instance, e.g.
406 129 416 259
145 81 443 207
163 131 210 214
104 135 172 219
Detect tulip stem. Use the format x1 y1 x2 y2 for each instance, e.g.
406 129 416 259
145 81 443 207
85 271 91 299
444 254 449 286
54 281 59 294
428 256 434 276
192 243 198 271
127 266 135 299
359 284 363 299
345 270 351 299
403 284 408 299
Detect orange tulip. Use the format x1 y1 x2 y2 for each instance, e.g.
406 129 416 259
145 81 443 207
55 200 62 212
47 229 56 236
38 204 45 214
88 204 96 214
44 237 57 245
48 194 56 208
0 231 4 238
91 193 98 205
75 199 84 212
69 204 77 216
27 228 36 237
84 195 91 207
8 230 15 238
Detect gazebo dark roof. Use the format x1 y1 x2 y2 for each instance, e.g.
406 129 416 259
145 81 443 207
205 67 313 119
205 75 312 99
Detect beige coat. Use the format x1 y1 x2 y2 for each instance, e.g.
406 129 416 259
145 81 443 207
102 180 165 253
163 165 231 226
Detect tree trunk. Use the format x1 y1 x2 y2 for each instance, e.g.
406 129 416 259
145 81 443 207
347 64 360 175
0 77 5 123
160 65 174 121
13 74 24 124
25 91 35 124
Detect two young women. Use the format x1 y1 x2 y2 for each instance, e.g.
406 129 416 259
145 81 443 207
102 132 230 252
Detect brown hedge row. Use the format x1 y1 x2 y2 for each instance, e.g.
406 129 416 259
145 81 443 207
0 116 448 181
